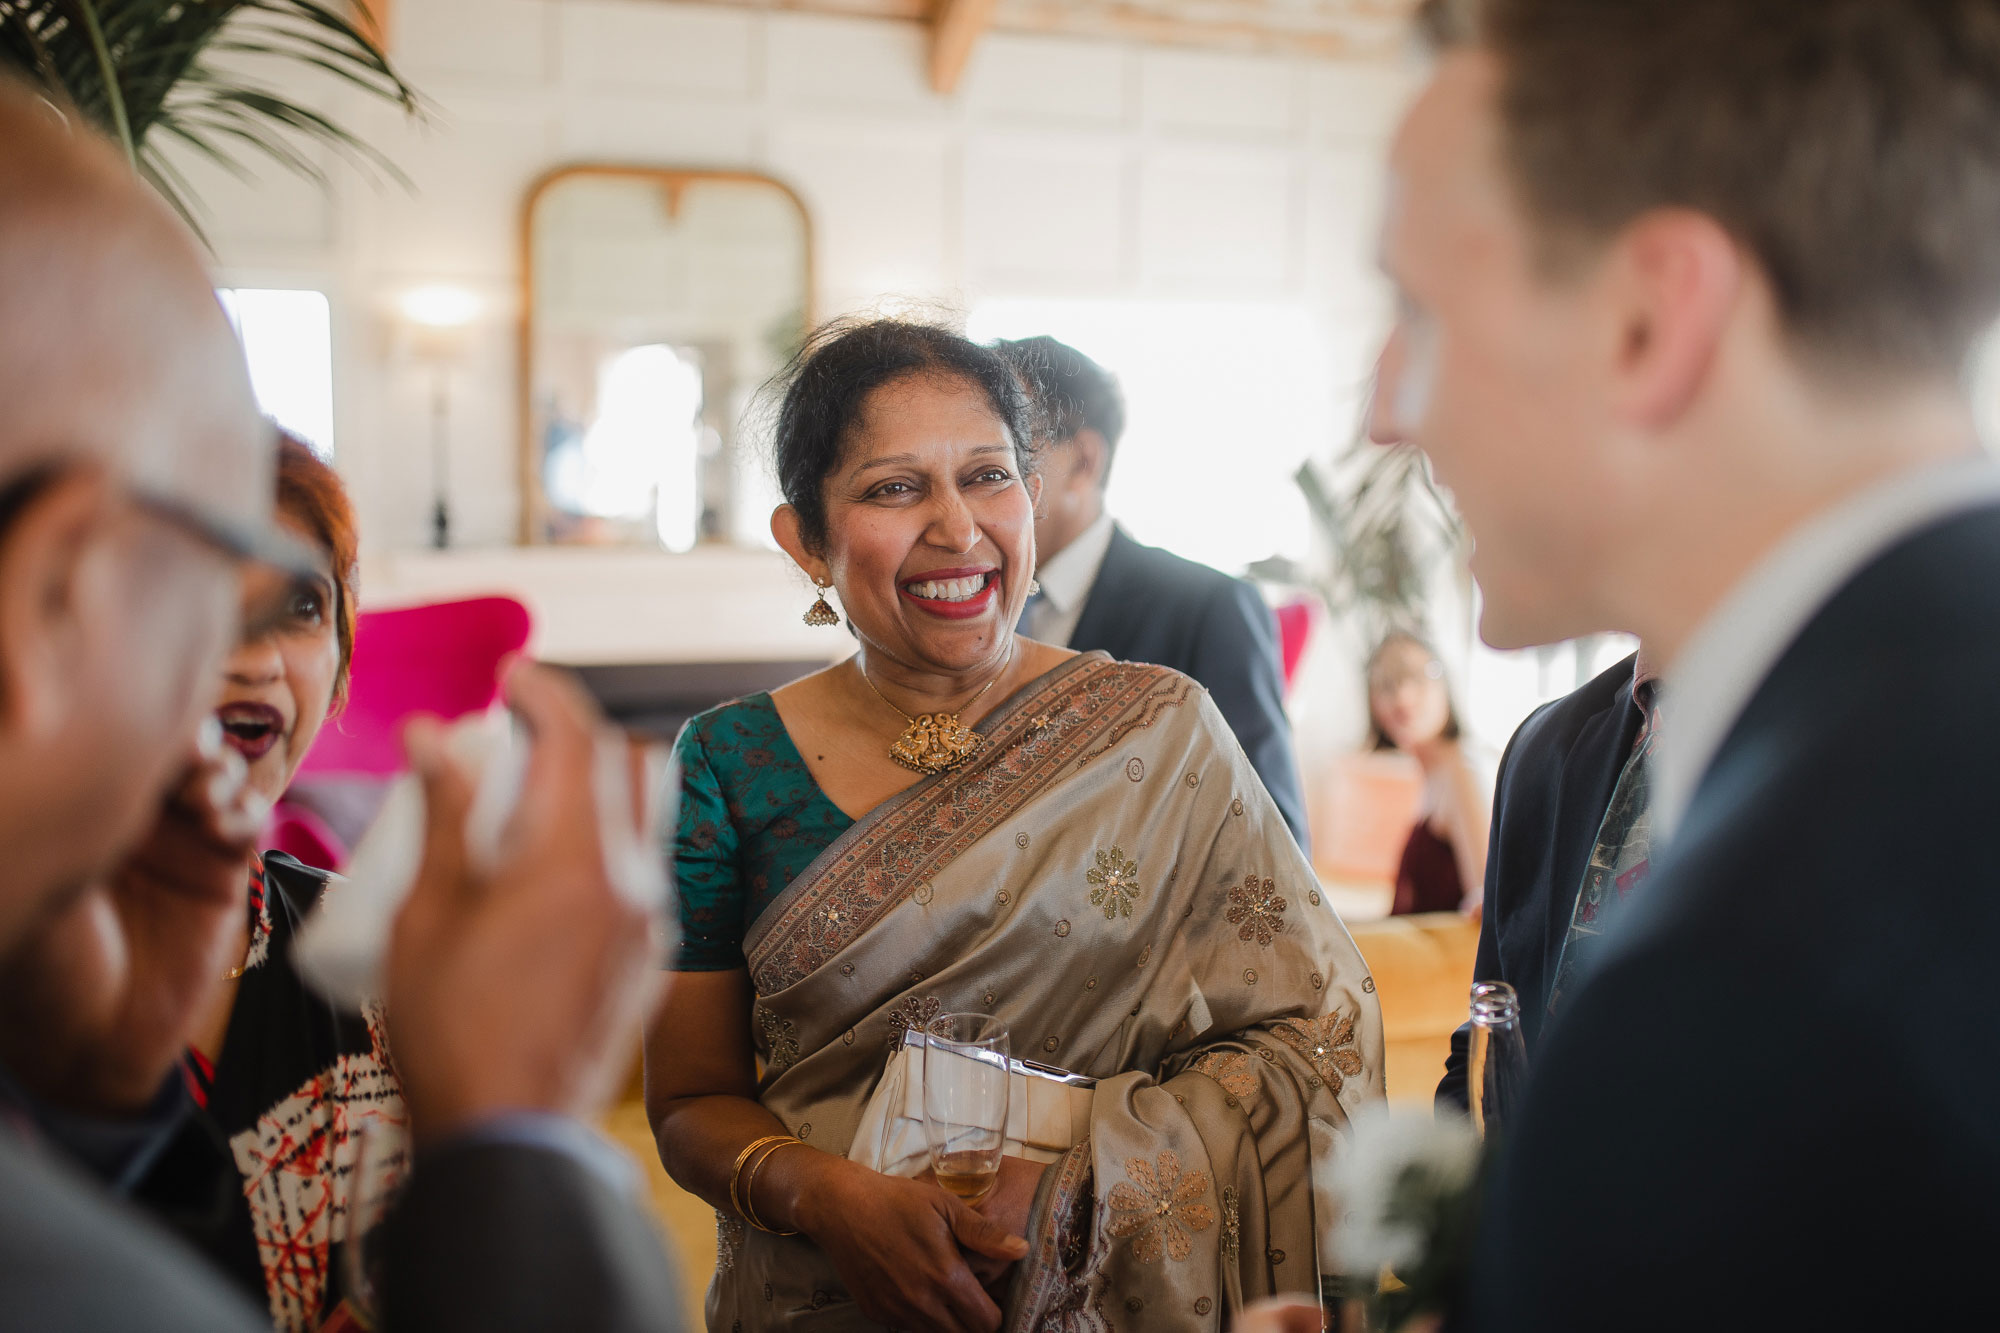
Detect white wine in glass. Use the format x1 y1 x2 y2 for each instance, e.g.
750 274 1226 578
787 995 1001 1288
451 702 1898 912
924 1012 1010 1205
933 1149 1001 1202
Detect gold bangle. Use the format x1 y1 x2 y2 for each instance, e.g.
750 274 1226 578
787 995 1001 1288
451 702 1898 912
742 1137 805 1236
728 1135 793 1221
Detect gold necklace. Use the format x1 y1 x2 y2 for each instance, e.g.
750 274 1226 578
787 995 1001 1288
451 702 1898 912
858 654 1011 775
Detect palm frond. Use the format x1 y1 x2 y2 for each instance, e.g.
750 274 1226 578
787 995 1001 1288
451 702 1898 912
1291 385 1467 643
0 0 423 241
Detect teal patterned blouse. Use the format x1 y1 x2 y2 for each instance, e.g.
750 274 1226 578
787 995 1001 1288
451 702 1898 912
671 693 854 971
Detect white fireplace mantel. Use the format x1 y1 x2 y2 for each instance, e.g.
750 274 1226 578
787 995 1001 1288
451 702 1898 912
360 544 847 667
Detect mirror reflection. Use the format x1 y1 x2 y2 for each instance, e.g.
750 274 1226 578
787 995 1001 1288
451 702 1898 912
524 168 810 547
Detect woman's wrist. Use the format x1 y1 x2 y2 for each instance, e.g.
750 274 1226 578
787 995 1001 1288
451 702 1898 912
760 1141 853 1237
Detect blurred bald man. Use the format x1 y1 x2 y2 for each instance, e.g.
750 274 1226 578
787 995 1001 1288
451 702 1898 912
0 84 680 1330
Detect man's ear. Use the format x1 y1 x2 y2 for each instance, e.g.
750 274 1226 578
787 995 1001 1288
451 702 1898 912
770 504 831 585
1069 429 1109 489
0 467 118 742
1608 209 1745 430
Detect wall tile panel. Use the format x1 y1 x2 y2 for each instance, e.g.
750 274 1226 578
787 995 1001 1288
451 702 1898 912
1139 146 1297 291
558 2 758 97
352 97 558 277
962 134 1126 287
395 0 553 86
766 12 940 113
1307 61 1420 144
766 124 954 310
1142 49 1299 137
963 33 1131 126
557 99 762 165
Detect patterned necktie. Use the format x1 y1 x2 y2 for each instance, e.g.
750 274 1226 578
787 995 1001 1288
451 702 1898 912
1548 678 1661 1015
1021 588 1048 640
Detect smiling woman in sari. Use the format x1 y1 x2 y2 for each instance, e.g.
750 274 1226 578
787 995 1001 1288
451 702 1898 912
644 319 1384 1333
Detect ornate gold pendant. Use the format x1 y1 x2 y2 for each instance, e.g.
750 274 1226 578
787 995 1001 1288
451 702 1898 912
888 712 985 775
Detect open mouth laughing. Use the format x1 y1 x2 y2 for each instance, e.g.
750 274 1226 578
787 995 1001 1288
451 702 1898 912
898 567 1001 619
216 701 287 763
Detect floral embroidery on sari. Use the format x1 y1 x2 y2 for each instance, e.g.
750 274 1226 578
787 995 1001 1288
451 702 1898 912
715 1212 745 1274
1271 1010 1365 1094
1087 848 1142 919
883 993 941 1050
756 1006 799 1073
1190 1050 1258 1100
1225 876 1287 946
1106 1151 1215 1263
746 659 1193 993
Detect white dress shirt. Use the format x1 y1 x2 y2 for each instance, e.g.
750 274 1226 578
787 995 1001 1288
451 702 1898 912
1024 509 1116 647
1655 454 2000 841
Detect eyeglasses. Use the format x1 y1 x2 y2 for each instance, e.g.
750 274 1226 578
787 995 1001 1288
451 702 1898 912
0 460 319 582
1368 658 1447 694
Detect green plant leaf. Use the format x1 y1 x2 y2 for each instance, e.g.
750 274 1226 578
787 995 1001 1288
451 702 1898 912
0 0 422 243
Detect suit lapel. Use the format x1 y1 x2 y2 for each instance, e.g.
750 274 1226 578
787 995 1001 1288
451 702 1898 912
1542 673 1643 980
1066 524 1135 651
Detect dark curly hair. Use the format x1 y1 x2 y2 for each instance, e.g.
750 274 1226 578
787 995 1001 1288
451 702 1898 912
992 335 1126 482
771 316 1040 554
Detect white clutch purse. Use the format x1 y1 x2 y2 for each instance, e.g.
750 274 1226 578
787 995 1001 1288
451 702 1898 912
848 1029 1097 1177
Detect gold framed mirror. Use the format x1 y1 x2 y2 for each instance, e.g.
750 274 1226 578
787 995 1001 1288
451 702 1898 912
520 166 812 547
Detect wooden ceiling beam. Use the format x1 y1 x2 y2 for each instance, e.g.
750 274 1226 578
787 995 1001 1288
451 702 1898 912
930 0 1002 93
355 0 392 49
610 1 1415 64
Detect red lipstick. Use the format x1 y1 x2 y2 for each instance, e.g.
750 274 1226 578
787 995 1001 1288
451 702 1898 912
898 568 1001 620
216 702 286 763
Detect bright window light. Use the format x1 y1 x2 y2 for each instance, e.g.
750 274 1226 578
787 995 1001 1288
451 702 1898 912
217 288 335 456
968 300 1337 574
1464 631 1640 748
545 344 705 553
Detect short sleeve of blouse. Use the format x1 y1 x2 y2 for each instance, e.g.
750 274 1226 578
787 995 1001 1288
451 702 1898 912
668 718 744 971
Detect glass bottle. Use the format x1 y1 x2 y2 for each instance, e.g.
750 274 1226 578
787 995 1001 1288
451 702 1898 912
1467 981 1529 1141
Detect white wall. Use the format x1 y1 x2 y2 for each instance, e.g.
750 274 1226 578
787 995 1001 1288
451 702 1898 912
188 0 1416 561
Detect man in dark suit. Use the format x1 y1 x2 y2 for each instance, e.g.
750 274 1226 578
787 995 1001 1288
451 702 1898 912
0 85 679 1330
1434 651 1648 1111
1361 0 2000 1327
996 336 1309 846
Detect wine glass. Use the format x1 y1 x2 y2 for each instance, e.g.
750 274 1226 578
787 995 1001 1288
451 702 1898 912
923 1012 1010 1204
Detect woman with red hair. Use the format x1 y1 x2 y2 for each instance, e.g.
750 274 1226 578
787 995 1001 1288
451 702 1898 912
136 432 406 1332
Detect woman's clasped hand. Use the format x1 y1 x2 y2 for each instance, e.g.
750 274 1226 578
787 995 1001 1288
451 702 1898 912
795 1155 1030 1333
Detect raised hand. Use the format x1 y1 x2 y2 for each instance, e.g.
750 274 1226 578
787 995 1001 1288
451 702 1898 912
0 721 264 1113
385 660 665 1143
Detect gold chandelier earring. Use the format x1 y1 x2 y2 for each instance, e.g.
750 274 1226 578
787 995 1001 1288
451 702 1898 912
803 580 841 627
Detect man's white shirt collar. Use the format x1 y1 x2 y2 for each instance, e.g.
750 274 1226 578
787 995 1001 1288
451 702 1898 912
1655 454 2000 842
1027 509 1116 645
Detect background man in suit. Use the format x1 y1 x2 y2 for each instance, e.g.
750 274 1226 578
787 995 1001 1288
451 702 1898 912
997 336 1310 847
1435 650 1653 1110
0 85 678 1329
1366 0 2000 1327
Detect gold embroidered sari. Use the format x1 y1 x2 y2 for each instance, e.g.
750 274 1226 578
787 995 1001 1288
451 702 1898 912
713 653 1384 1330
